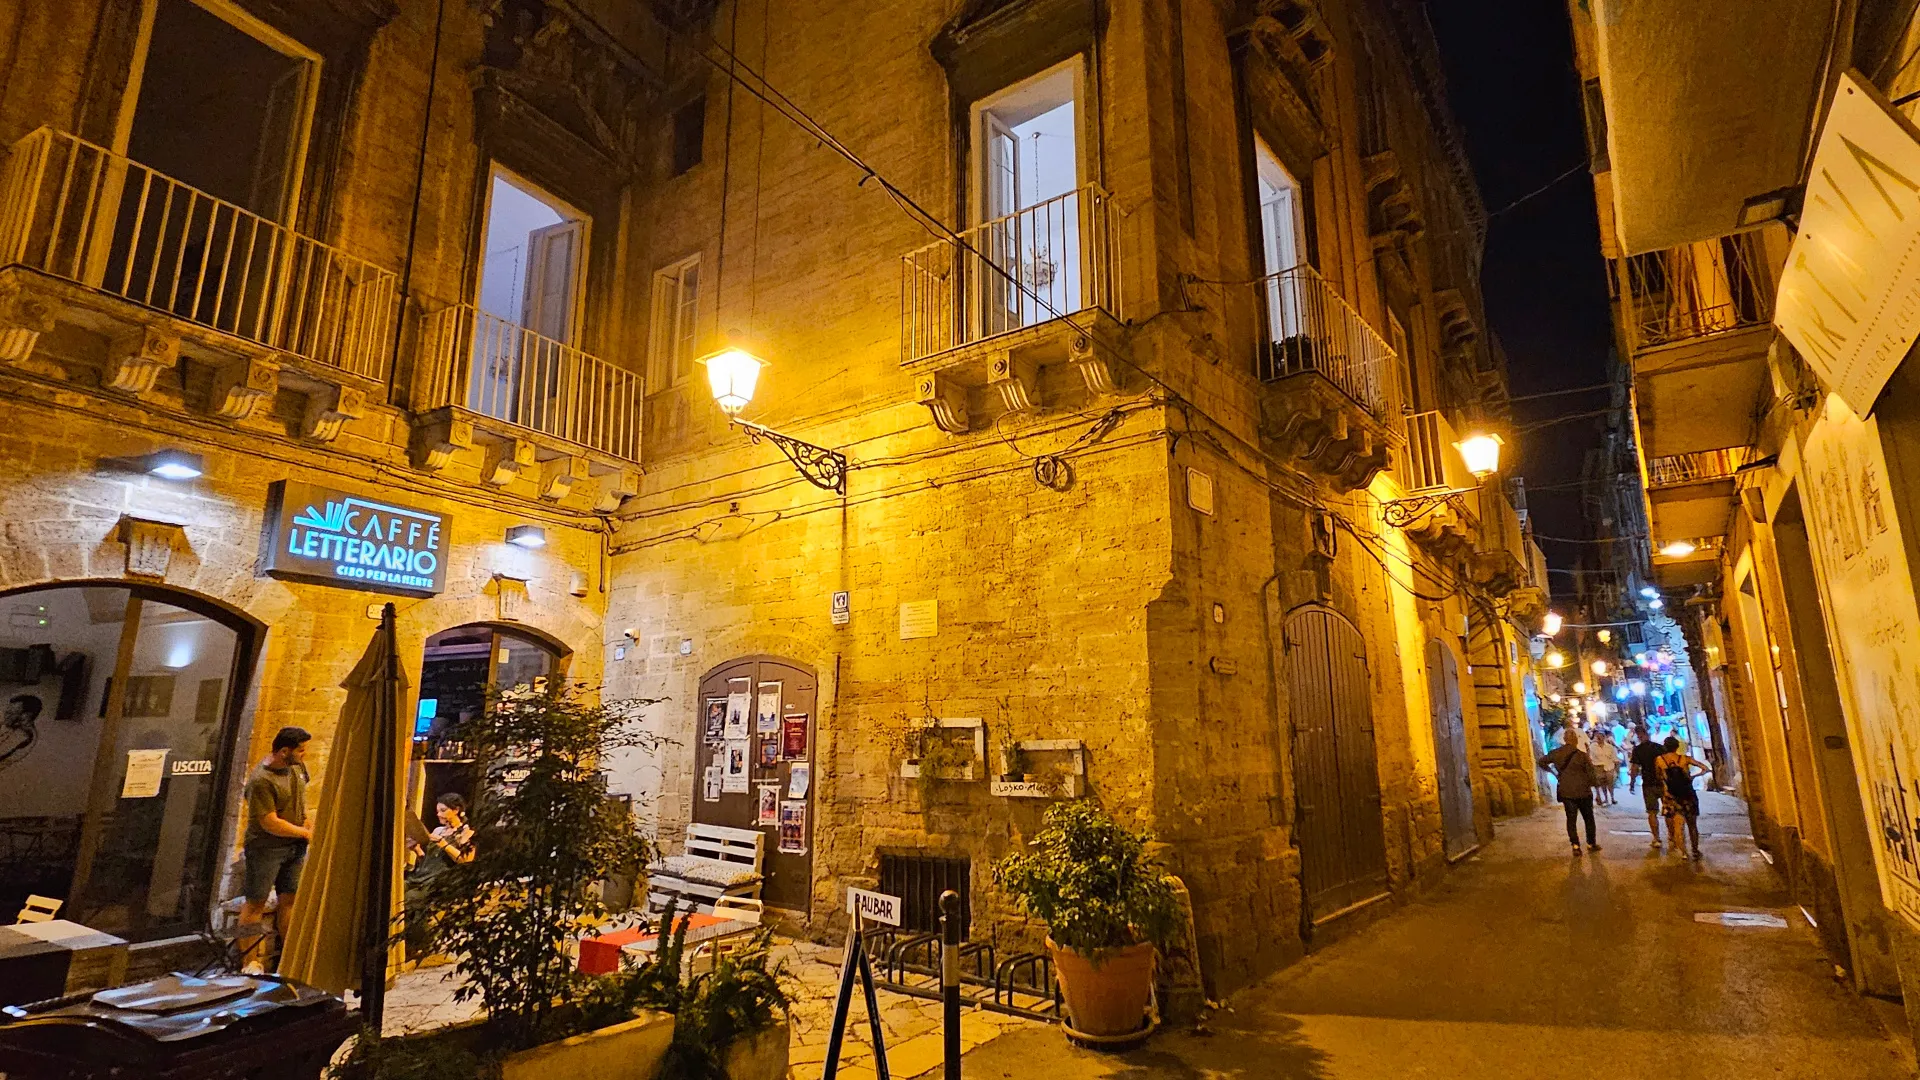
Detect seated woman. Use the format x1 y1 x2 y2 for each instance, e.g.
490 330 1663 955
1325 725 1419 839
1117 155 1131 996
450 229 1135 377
403 793 475 959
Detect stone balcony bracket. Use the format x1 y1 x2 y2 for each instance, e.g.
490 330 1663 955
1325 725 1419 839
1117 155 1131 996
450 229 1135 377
300 383 367 443
989 351 1041 413
482 438 537 487
915 370 971 434
1261 378 1394 493
0 277 56 365
209 355 282 421
540 455 590 502
410 409 474 472
104 325 181 395
594 467 641 513
1068 332 1120 396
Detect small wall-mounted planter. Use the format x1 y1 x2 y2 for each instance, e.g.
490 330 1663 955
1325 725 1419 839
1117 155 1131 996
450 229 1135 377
898 718 984 781
991 739 1086 798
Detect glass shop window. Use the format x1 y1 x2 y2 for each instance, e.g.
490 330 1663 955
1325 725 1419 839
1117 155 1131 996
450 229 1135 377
0 585 252 942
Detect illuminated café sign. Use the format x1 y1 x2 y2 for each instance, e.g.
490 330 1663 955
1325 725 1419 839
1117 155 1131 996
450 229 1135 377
262 480 448 596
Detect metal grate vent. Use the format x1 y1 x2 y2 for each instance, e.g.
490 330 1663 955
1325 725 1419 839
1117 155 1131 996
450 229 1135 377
877 853 971 936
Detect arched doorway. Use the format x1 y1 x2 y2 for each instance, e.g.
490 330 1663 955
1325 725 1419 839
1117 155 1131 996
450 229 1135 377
0 583 257 941
411 623 569 823
1283 604 1388 923
693 656 816 914
1425 638 1476 858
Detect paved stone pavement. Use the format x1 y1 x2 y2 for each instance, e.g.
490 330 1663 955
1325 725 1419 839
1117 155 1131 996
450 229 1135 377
958 791 1920 1080
367 934 1039 1078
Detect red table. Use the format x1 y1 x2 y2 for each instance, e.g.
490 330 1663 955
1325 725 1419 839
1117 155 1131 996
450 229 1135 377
577 914 737 975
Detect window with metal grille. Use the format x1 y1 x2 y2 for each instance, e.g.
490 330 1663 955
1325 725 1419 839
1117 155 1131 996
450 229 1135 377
877 854 971 936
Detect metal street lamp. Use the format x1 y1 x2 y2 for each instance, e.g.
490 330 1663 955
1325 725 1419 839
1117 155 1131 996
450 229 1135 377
700 347 848 495
1380 430 1507 528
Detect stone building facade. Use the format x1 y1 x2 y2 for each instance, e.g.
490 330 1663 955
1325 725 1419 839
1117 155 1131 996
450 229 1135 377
0 0 1544 995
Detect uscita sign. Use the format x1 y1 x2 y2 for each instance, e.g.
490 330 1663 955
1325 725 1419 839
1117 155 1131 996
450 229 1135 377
262 480 450 596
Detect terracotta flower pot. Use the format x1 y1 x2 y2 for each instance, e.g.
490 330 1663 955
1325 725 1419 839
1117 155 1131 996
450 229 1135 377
1047 939 1155 1038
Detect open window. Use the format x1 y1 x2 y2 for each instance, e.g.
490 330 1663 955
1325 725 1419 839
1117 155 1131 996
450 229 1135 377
470 168 588 424
1255 137 1306 342
125 0 318 223
647 254 701 390
972 58 1085 334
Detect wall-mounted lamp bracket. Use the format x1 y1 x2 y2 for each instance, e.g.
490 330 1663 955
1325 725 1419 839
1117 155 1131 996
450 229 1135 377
1381 488 1474 529
734 419 848 495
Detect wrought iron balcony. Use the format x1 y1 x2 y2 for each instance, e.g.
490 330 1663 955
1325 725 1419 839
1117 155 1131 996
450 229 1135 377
900 184 1121 363
1644 445 1758 487
1253 264 1401 426
1644 445 1756 548
0 127 398 383
415 303 642 464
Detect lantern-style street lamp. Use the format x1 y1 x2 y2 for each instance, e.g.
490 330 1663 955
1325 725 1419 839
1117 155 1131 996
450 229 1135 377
1380 429 1509 528
700 346 848 494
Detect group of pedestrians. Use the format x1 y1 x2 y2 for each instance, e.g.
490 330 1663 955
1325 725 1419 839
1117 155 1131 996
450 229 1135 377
1537 722 1709 858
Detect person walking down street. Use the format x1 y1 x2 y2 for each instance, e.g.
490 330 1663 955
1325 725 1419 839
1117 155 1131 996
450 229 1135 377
1658 736 1710 860
1628 727 1668 848
1590 733 1620 807
1539 729 1601 855
239 726 313 974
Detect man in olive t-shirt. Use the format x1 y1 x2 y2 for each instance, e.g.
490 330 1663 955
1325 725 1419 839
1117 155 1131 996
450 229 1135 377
238 726 313 974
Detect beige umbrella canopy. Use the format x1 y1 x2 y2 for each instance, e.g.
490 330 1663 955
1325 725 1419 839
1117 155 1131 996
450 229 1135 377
279 615 409 997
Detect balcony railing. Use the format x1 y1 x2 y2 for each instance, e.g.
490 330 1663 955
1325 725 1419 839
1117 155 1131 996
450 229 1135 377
1645 445 1757 487
1621 233 1770 350
0 127 398 382
900 184 1120 362
1254 264 1400 424
416 303 641 462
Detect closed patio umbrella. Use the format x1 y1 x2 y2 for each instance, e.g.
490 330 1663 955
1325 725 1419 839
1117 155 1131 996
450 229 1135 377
279 605 408 1017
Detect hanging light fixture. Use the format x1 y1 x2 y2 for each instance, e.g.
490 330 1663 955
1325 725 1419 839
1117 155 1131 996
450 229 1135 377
1542 611 1563 636
1545 648 1567 668
702 347 765 415
1454 433 1504 479
1590 658 1609 676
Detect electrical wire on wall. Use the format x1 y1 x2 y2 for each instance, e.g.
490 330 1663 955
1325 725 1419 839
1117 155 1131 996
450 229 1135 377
630 14 1527 617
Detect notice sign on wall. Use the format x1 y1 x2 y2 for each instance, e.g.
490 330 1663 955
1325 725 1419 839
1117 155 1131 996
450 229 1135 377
262 480 449 596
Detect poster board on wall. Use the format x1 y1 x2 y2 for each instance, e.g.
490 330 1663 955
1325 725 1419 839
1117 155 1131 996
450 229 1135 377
1802 397 1920 929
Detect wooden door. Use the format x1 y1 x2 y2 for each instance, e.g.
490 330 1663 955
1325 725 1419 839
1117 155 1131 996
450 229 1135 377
692 657 815 913
1426 639 1477 858
1285 605 1389 923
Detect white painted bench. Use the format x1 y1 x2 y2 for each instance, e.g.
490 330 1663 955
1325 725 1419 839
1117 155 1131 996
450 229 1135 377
646 823 765 914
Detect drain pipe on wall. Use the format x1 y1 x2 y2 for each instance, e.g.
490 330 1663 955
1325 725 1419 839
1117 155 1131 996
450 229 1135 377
388 0 448 401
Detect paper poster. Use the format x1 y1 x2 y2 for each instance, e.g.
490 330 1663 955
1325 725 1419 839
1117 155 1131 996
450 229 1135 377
757 784 780 826
782 714 809 759
703 699 727 744
723 740 751 792
758 736 781 769
702 765 722 802
724 691 751 740
787 761 811 799
778 800 807 854
121 749 168 798
1802 399 1920 928
756 683 782 734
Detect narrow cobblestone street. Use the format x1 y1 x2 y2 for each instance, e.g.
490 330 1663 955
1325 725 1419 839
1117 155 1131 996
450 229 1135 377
961 792 1919 1079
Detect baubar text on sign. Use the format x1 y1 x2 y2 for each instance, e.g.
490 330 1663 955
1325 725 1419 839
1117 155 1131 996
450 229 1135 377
262 480 450 596
1776 70 1920 416
847 887 902 927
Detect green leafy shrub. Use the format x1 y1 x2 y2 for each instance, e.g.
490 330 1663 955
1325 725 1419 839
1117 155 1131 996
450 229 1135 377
422 682 668 1049
994 801 1178 957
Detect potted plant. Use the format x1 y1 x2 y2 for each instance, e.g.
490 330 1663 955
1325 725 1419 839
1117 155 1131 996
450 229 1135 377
994 802 1177 1042
616 902 794 1080
334 682 677 1079
996 726 1027 784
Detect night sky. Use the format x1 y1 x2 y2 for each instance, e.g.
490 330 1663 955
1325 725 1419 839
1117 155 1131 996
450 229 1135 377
1427 0 1615 557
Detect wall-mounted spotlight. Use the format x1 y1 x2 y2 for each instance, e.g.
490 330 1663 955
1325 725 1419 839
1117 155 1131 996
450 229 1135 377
505 524 547 549
144 449 205 481
1658 540 1697 558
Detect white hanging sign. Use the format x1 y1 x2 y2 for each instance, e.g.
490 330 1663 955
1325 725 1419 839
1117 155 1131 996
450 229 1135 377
1776 71 1920 416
